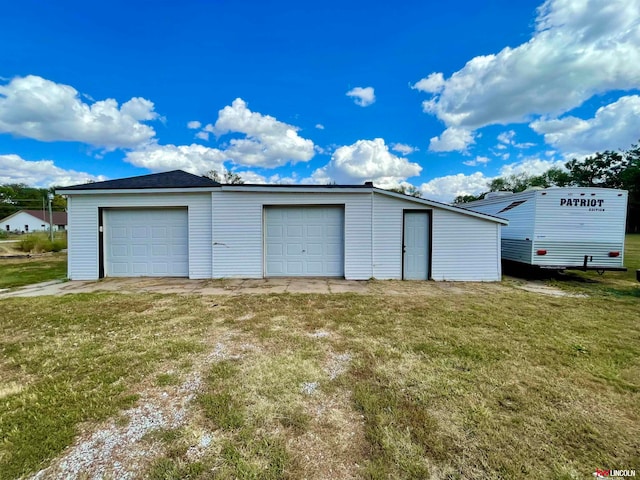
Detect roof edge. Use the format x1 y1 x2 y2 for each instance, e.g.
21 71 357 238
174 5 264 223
373 188 509 224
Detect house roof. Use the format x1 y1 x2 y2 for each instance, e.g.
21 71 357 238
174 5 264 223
59 170 220 191
0 209 67 225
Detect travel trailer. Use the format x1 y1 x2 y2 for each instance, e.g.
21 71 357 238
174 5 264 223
463 187 628 271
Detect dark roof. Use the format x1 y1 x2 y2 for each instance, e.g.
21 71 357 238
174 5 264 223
59 170 220 191
10 210 67 225
225 183 372 189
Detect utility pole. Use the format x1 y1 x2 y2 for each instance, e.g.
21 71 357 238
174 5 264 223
48 193 54 242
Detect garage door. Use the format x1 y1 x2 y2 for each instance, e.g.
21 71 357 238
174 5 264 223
265 206 344 276
104 209 188 277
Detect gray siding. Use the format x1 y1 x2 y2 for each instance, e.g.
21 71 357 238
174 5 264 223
66 193 212 280
212 191 372 279
503 239 534 263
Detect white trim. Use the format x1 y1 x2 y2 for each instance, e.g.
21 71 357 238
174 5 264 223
57 187 217 195
372 189 508 225
220 185 369 194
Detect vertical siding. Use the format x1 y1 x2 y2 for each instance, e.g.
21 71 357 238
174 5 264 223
431 208 501 281
66 193 212 280
212 191 372 279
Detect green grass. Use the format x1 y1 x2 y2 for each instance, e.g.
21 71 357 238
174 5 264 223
0 236 638 479
546 234 640 296
0 253 67 289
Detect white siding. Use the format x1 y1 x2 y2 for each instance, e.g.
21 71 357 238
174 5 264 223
372 193 417 279
431 209 501 281
0 211 52 233
212 191 372 279
532 188 627 268
66 193 212 280
372 193 501 281
466 188 628 269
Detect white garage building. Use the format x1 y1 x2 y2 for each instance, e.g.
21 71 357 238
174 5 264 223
58 170 507 282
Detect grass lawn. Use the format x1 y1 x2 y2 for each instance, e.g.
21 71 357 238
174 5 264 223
547 234 640 297
0 240 638 479
0 253 67 289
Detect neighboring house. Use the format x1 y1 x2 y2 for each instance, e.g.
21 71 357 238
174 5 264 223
57 170 508 282
0 209 67 233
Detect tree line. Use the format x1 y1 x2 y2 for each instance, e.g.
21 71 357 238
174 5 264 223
0 185 67 220
453 142 640 233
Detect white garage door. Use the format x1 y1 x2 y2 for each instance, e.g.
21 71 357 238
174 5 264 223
265 206 344 276
104 209 188 277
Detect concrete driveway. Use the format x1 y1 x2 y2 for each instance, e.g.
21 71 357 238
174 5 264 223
0 277 372 298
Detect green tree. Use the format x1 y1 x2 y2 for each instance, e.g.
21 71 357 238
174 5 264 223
564 150 627 188
453 194 483 204
203 170 245 184
388 184 422 198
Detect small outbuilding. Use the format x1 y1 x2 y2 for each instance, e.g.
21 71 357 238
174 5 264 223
0 209 67 233
57 170 507 282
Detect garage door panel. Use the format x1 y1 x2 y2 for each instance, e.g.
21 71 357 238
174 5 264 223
152 227 168 239
306 243 323 255
105 209 188 277
265 206 344 277
287 225 303 237
286 261 304 274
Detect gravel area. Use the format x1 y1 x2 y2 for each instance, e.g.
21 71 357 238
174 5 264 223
29 338 244 480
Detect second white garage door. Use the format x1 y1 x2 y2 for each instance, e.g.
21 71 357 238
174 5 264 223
104 208 189 277
265 206 344 276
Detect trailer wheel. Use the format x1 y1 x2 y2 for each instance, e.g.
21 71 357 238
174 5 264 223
597 269 605 275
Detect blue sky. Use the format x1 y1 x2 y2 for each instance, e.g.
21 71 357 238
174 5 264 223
1 0 639 201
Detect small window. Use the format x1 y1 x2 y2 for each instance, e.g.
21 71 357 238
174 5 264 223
5 225 9 232
25 225 29 232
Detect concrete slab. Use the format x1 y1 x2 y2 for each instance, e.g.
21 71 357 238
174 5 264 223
285 279 330 293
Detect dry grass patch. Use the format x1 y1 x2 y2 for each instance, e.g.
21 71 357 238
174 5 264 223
0 282 639 479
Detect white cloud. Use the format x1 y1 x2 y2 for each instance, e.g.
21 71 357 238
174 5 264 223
195 131 210 141
429 127 475 152
315 124 325 130
211 98 315 167
346 87 376 107
391 143 418 155
497 129 536 149
419 172 489 203
418 157 566 202
0 154 107 187
311 138 421 188
414 0 640 150
497 130 516 145
463 156 490 167
498 158 565 177
530 95 640 155
0 75 158 150
412 73 445 94
125 144 227 174
187 120 201 129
